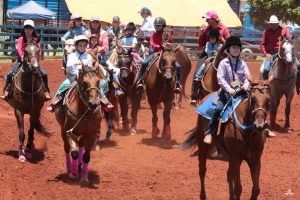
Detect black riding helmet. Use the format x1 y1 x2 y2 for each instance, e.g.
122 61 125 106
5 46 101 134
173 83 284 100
224 36 242 51
208 28 221 39
126 22 136 31
154 17 166 27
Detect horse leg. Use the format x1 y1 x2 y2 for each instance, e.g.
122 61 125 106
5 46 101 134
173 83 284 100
270 94 280 127
119 96 129 131
14 109 26 162
284 93 294 129
130 93 141 135
247 158 261 200
61 129 72 174
150 103 159 138
25 117 34 159
227 163 235 200
198 141 211 200
162 101 172 140
230 160 243 200
81 142 94 184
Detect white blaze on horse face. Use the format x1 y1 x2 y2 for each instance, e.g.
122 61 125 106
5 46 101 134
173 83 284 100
30 44 39 68
283 42 293 63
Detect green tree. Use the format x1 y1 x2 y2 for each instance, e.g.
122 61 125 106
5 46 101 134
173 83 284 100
250 0 300 25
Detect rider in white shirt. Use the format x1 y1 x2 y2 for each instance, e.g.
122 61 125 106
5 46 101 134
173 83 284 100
139 7 155 38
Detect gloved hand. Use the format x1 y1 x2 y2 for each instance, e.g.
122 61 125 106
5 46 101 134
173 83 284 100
228 88 236 95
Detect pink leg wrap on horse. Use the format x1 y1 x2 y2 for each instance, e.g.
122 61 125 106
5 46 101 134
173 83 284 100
66 153 72 173
78 147 84 165
81 163 89 181
72 158 78 175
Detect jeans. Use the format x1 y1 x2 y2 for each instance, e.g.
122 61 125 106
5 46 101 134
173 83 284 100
260 53 277 80
208 90 230 132
55 75 74 96
194 63 206 81
138 54 155 80
175 61 182 84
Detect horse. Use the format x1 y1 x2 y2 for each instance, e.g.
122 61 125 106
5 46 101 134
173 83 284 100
62 39 75 73
5 41 51 162
196 45 227 101
182 81 271 200
116 49 143 134
55 65 102 183
86 50 119 145
267 36 298 129
145 44 181 140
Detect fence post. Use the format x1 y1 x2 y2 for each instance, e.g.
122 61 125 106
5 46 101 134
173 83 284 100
183 27 187 47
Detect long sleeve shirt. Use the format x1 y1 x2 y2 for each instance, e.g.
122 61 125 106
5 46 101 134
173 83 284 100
141 16 156 37
198 24 229 48
62 26 86 40
260 26 290 55
150 31 173 52
17 36 41 58
85 29 109 55
66 51 93 76
217 57 250 93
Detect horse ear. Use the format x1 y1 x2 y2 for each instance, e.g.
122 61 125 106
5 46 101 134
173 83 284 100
173 45 181 53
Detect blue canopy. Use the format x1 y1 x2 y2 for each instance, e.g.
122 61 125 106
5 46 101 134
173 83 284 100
7 0 56 20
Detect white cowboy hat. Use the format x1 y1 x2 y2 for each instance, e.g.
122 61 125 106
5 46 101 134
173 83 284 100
266 15 280 24
24 20 34 28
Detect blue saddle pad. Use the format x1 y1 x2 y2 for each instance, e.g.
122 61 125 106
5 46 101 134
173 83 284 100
196 92 244 123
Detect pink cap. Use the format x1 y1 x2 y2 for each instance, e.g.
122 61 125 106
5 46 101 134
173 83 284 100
202 10 219 21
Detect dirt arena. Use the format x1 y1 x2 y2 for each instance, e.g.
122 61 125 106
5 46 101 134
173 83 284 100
0 60 299 200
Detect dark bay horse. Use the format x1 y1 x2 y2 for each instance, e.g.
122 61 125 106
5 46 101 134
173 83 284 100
182 81 271 200
267 37 298 129
196 45 226 101
117 51 143 134
145 45 181 140
55 65 102 183
5 42 50 162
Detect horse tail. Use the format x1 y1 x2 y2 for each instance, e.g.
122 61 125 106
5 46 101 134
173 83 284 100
181 128 198 150
34 118 52 137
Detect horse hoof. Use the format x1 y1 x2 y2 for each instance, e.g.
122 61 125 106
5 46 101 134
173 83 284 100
18 155 26 163
130 128 137 135
25 152 32 159
152 127 160 139
80 178 89 185
68 172 78 179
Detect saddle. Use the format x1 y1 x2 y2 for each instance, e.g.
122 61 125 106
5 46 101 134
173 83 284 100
143 53 160 80
196 92 245 123
200 57 216 82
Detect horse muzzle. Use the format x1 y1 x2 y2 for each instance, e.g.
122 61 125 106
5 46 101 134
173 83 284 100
88 98 101 109
163 73 173 81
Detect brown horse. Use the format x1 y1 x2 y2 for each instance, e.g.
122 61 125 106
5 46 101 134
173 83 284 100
4 42 50 162
86 50 119 144
174 45 192 108
182 81 271 200
145 45 181 140
196 45 227 101
267 37 298 129
117 50 143 134
55 65 102 183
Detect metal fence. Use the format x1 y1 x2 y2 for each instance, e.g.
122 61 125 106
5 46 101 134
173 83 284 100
1 25 300 60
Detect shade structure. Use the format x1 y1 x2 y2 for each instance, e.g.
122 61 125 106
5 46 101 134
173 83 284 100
65 0 241 27
7 0 56 20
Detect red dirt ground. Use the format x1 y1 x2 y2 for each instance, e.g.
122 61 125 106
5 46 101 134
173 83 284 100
0 60 299 200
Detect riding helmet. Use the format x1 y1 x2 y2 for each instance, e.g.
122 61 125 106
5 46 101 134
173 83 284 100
154 17 166 27
224 36 242 50
74 35 89 45
208 28 220 39
126 22 136 31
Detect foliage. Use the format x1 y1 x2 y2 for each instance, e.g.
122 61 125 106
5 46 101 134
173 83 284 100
250 0 300 25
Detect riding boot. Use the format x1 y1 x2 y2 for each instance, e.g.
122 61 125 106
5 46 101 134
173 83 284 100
100 96 114 112
0 76 13 99
203 110 220 144
175 81 182 94
190 80 200 105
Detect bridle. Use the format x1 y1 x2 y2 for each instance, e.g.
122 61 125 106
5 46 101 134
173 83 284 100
277 39 294 63
248 85 270 118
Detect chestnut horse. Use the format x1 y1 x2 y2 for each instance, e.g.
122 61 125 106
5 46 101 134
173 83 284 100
5 42 50 162
145 45 181 140
117 50 143 134
55 65 102 183
267 37 298 129
182 81 270 200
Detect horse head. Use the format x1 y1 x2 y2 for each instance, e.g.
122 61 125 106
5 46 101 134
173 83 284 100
159 44 180 82
77 65 102 109
249 80 271 129
118 52 133 79
279 36 294 64
87 50 98 66
23 41 40 72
